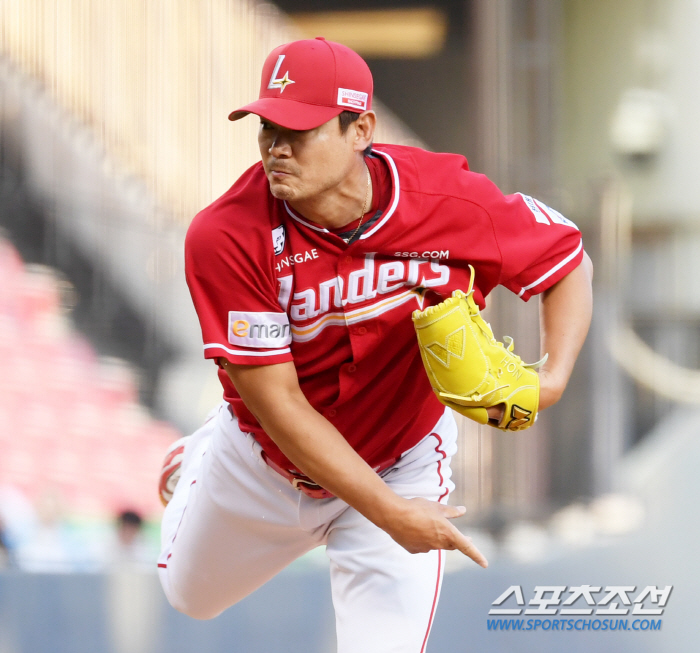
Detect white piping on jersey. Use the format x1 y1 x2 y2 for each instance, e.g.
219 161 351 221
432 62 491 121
203 343 291 356
360 149 399 240
281 149 400 240
291 287 426 343
517 239 583 298
283 203 329 233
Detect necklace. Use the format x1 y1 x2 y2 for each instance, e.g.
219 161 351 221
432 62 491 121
343 166 371 244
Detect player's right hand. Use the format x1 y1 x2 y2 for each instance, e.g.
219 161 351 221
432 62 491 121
383 497 488 568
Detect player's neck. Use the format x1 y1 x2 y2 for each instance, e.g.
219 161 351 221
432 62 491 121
288 161 373 231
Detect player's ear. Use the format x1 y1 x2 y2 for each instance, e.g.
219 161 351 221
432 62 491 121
353 111 376 153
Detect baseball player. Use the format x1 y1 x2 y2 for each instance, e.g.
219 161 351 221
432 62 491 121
157 38 593 652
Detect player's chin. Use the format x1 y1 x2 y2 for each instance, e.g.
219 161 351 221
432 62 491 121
268 180 297 201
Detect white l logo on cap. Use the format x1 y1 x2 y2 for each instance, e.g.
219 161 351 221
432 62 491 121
267 55 295 93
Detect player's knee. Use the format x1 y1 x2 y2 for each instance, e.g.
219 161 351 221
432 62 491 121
166 591 223 621
160 571 224 620
174 603 222 621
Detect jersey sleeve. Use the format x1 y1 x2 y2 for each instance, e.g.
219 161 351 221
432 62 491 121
490 191 584 301
184 209 294 366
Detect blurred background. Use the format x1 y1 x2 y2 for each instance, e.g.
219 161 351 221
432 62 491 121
0 0 698 651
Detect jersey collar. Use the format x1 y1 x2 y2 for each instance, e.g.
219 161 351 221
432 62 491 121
282 203 329 233
359 149 399 240
281 148 400 241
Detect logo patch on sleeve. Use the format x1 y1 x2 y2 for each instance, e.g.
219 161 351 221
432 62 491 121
272 225 286 255
228 311 292 348
540 203 578 229
518 193 578 229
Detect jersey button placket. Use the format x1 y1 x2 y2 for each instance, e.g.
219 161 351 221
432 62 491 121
338 255 353 330
338 253 365 370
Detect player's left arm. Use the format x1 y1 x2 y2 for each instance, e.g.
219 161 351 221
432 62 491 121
460 179 594 421
536 250 593 410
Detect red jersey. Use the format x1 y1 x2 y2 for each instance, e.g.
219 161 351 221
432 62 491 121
185 144 584 473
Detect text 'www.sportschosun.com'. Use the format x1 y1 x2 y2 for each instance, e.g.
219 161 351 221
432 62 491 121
487 618 662 632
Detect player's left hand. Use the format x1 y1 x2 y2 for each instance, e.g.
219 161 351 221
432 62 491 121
486 404 505 424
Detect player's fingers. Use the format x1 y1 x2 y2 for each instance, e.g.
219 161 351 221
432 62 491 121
449 525 488 568
440 504 467 520
434 504 488 566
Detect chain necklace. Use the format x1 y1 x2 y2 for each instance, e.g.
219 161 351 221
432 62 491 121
342 166 371 244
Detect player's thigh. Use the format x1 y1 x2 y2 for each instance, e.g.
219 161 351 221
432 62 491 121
159 414 323 619
326 507 445 653
326 413 458 653
162 474 318 619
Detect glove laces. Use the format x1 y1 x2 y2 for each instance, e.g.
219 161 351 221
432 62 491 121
465 265 549 370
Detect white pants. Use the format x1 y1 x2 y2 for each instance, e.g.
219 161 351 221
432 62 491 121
158 403 458 653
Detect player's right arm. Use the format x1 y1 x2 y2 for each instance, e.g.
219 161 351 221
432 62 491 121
221 358 488 567
185 186 485 565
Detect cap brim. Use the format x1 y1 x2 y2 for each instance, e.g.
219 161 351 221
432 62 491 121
228 97 344 131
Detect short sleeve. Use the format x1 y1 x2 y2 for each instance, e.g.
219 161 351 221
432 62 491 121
491 192 584 301
184 210 294 366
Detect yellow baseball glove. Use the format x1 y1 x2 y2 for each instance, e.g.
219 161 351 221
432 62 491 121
412 266 546 431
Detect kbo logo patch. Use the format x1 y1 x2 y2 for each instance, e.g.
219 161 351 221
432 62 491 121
272 225 286 255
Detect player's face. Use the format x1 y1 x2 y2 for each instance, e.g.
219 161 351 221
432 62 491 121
258 117 358 202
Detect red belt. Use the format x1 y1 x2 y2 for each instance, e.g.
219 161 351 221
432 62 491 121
261 452 334 499
261 451 401 500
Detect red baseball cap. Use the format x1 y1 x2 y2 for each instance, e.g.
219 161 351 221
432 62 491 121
229 37 373 130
